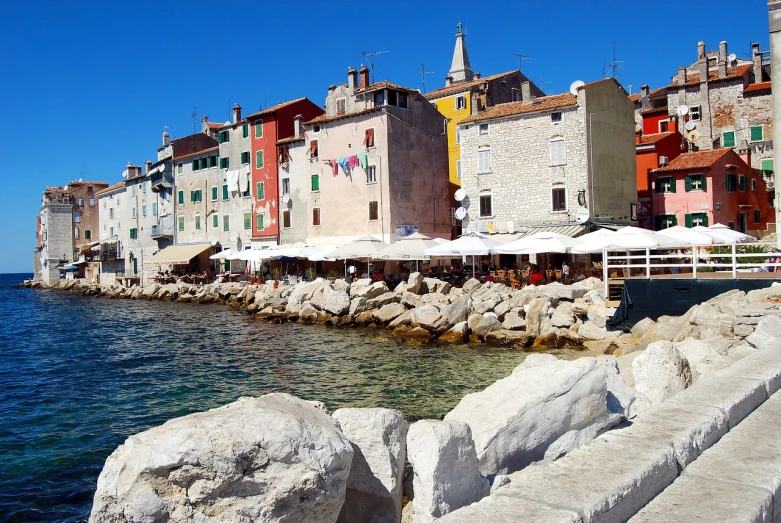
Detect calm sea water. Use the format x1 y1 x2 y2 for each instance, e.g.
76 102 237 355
0 273 579 522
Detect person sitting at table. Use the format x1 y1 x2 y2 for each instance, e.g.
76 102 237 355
529 268 545 286
484 273 495 282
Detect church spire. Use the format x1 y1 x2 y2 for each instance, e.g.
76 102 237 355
447 22 474 84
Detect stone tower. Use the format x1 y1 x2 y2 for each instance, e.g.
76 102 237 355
448 22 474 84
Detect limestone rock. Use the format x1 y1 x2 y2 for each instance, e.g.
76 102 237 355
89 394 352 523
502 312 526 331
640 322 684 344
373 303 407 324
141 283 160 298
407 272 424 294
333 279 351 293
461 278 482 294
349 297 367 316
310 286 329 310
333 408 407 523
551 302 575 328
526 298 552 337
388 310 412 329
439 322 469 343
746 315 781 351
632 341 692 408
445 357 629 475
394 281 407 295
353 281 388 300
484 330 534 349
473 298 498 315
674 338 731 382
422 277 449 294
392 325 431 343
542 282 586 301
411 305 449 335
367 292 401 309
746 285 781 303
401 292 423 309
324 290 351 316
532 328 583 349
472 315 502 339
354 310 376 326
631 317 656 339
587 303 607 328
406 420 489 521
493 299 511 321
584 289 605 304
445 295 471 325
466 313 483 333
578 320 607 341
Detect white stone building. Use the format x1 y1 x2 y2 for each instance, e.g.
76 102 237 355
276 116 308 245
38 187 75 285
95 181 127 285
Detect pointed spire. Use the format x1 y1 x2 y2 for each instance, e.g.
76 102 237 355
448 22 473 84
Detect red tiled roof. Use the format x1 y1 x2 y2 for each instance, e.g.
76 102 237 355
640 106 668 116
173 146 219 160
638 132 677 145
304 106 384 126
667 64 752 88
650 148 732 173
95 181 126 197
276 136 305 145
204 122 226 130
424 70 519 100
461 92 577 124
744 81 771 95
354 80 415 94
245 98 313 120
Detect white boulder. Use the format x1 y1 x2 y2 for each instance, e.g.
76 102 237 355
746 315 781 351
324 290 351 316
632 341 692 409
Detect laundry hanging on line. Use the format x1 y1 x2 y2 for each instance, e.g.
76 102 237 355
338 158 350 174
357 152 368 170
324 159 338 177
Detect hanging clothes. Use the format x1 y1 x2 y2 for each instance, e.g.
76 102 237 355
357 152 368 169
226 170 240 192
348 155 359 169
338 157 350 174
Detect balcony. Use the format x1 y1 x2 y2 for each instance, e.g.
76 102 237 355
99 242 124 261
150 172 173 193
151 224 173 239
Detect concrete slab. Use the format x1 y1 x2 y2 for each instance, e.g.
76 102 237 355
666 375 767 429
437 495 582 523
491 436 678 523
603 402 727 466
629 474 772 523
719 349 781 396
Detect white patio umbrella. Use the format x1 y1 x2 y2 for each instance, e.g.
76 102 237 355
494 231 581 254
209 248 232 260
374 232 446 272
704 223 757 243
571 226 679 253
321 235 390 277
424 232 505 277
655 226 725 247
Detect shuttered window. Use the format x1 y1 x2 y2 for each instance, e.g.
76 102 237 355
364 128 375 147
549 138 566 166
477 148 491 174
722 131 736 148
739 175 749 191
220 157 229 169
552 187 566 211
242 124 249 138
368 201 379 221
195 215 201 230
684 213 708 227
684 174 705 191
312 208 321 226
212 186 218 201
256 182 264 200
256 150 264 168
255 120 263 138
178 216 184 231
282 210 291 228
726 174 737 192
256 213 264 230
222 184 229 200
762 159 774 175
479 194 492 217
212 214 218 228
243 212 251 230
223 215 230 231
750 125 764 142
178 190 184 204
654 214 677 229
241 151 250 164
311 174 320 191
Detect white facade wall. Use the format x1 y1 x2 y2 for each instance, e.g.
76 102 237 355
278 139 309 245
39 199 73 285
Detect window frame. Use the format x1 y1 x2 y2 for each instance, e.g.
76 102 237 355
243 211 252 230
222 184 229 201
255 119 263 138
282 210 291 229
256 181 265 200
551 112 562 123
364 127 375 148
195 214 201 230
658 120 669 133
211 186 218 201
456 159 462 179
220 157 229 169
178 216 185 231
336 97 347 115
256 212 264 230
212 213 219 228
478 193 493 218
750 125 764 143
255 150 264 169
477 147 492 174
282 178 290 196
689 106 701 121
722 131 736 148
223 215 230 232
753 209 762 224
551 186 567 212
241 151 251 164
366 165 377 184
311 174 320 192
455 95 466 110
368 200 379 221
478 123 489 136
312 207 321 226
549 138 566 166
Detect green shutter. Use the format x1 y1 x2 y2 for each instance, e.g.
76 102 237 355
223 215 229 231
190 190 195 202
669 178 676 193
212 186 218 200
684 176 692 192
256 150 263 168
213 214 218 228
257 213 264 230
178 190 184 204
195 215 201 229
243 124 249 138
762 159 774 174
256 182 264 200
244 213 251 229
311 174 319 191
685 214 693 228
671 214 678 226
178 216 184 231
192 160 198 170
222 184 229 200
723 131 735 148
701 175 707 191
701 213 708 227
751 125 763 142
255 122 263 137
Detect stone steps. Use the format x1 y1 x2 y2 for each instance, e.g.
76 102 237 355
438 346 781 522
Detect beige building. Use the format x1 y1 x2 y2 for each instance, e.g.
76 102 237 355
95 180 127 285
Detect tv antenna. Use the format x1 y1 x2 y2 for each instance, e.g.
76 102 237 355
602 41 623 79
421 63 435 93
512 52 532 73
191 106 197 134
362 50 389 84
538 76 553 92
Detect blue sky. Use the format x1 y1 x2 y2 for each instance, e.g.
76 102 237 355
0 0 771 273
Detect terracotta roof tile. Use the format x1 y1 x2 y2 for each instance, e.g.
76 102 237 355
304 106 384 126
353 80 416 94
744 81 771 95
640 106 668 116
245 98 312 120
638 132 677 145
204 122 226 130
650 148 732 173
95 181 126 196
667 64 752 88
173 145 219 160
461 92 577 124
424 70 519 100
276 136 305 145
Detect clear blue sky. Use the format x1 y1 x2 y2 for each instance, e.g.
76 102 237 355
0 0 771 273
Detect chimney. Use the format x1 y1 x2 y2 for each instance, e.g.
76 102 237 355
232 103 242 124
162 128 169 146
521 81 534 104
473 72 481 79
446 75 454 86
145 160 152 174
753 42 763 82
641 84 649 98
698 52 709 84
640 84 651 110
201 115 209 133
293 115 303 138
471 94 481 115
697 40 706 58
718 41 728 78
359 66 370 88
678 67 687 86
348 67 358 89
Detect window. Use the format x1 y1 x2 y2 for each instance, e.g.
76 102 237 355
256 182 265 200
374 91 385 106
220 157 229 169
478 194 492 217
77 198 84 206
74 226 79 239
73 212 81 223
456 160 462 179
243 212 251 230
739 175 749 191
241 151 250 164
364 128 375 148
754 209 762 224
209 155 218 168
369 201 379 221
655 177 676 193
659 120 669 133
689 106 701 121
242 123 249 138
685 213 708 227
749 125 765 143
130 227 139 239
142 182 146 194
549 138 566 166
109 226 113 236
551 112 562 123
313 124 321 133
222 184 229 200
552 187 567 211
282 210 291 228
456 95 466 109
309 140 318 158
242 184 250 198
256 213 264 230
336 98 346 115
152 202 157 216
223 215 230 231
211 186 218 201
255 120 263 138
190 190 202 202
723 131 736 148
455 127 461 144
312 207 321 226
477 148 491 174
192 159 200 171
398 91 408 109
762 159 774 176
178 216 184 231
684 173 706 192
367 165 377 183
725 173 737 192
142 204 147 217
218 130 230 143
479 124 489 135
88 198 95 207
311 174 320 191
255 150 264 168
84 230 91 240
177 163 183 174
212 214 218 228
752 179 757 191
109 208 114 219
655 214 677 229
279 145 290 164
195 215 201 230
132 206 136 218
282 178 290 195
131 185 136 196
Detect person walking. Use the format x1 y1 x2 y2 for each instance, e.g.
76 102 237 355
562 260 570 280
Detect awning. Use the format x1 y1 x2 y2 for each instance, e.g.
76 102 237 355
518 224 586 239
144 243 212 265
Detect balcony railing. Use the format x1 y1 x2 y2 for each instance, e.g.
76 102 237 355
99 244 124 261
151 224 173 239
150 172 173 192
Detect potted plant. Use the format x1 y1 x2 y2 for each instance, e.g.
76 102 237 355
271 266 282 288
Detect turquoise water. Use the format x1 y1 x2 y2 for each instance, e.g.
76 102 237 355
0 273 571 522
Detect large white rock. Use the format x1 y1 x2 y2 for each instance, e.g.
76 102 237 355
407 272 424 294
287 279 326 308
411 304 449 334
332 408 407 523
746 315 781 351
542 282 587 301
445 356 630 475
526 298 552 337
324 290 351 316
444 295 471 325
632 341 692 408
406 420 489 522
349 297 367 316
472 315 502 338
551 302 575 328
577 320 606 341
674 338 732 382
89 394 353 523
373 303 407 323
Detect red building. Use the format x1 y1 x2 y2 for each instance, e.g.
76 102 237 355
650 148 773 235
245 99 324 246
636 131 685 228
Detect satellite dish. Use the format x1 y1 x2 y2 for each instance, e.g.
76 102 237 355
685 120 697 131
575 207 590 224
688 130 701 142
454 207 467 220
728 53 737 65
454 188 466 202
281 194 290 205
569 80 585 95
677 104 689 117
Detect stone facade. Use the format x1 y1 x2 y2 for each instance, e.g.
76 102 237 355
38 188 74 285
96 182 127 285
770 0 781 240
277 132 308 245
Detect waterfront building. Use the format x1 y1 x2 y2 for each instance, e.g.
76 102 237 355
245 99 324 249
95 180 127 285
650 148 774 236
300 67 451 247
458 78 637 237
768 1 781 243
275 115 309 245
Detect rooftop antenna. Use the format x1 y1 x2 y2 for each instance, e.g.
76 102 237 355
538 76 554 92
362 50 389 84
512 52 532 73
421 63 435 93
603 41 623 78
191 106 197 134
